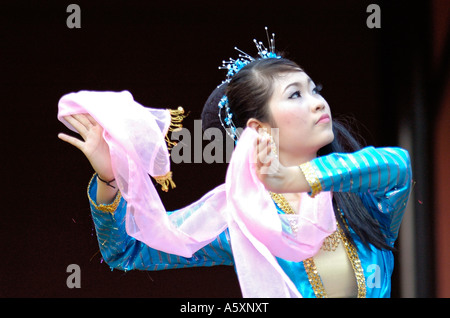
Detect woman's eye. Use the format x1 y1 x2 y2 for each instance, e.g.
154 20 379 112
289 91 302 99
313 84 323 95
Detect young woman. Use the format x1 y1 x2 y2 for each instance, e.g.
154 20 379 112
58 45 412 298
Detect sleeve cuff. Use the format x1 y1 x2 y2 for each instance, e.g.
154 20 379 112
299 161 322 198
87 173 122 214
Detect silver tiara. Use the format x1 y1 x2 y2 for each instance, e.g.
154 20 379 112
217 27 281 142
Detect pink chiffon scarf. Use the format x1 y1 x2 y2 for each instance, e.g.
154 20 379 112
58 90 336 298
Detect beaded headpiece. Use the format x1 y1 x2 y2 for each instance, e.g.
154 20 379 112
218 27 282 142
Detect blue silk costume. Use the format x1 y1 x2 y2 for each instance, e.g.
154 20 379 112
88 146 412 298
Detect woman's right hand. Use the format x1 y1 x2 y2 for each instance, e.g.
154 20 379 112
58 113 114 181
254 133 310 194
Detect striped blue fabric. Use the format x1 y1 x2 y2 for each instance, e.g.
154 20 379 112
88 146 412 297
89 180 233 272
311 146 412 244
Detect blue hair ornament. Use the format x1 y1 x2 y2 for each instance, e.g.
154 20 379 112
218 27 281 142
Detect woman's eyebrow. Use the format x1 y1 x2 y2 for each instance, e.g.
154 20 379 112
282 78 313 94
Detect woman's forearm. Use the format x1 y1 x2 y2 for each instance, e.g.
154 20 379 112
96 174 119 205
310 146 411 197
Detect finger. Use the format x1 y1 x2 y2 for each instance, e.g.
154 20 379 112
85 113 100 127
265 137 272 156
58 132 85 151
64 115 88 138
256 134 270 150
256 136 271 164
257 148 271 171
72 113 95 129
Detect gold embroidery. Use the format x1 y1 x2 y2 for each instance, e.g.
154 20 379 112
87 174 122 214
153 171 176 192
303 258 327 298
320 231 341 252
339 223 367 298
165 106 187 150
270 191 366 298
269 192 296 215
299 161 322 198
304 222 366 298
269 192 340 251
149 106 187 192
269 192 299 236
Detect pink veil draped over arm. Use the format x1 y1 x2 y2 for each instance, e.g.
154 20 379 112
58 90 228 257
57 90 336 298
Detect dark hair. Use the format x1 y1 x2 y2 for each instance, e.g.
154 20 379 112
320 120 394 251
202 58 393 251
226 58 302 128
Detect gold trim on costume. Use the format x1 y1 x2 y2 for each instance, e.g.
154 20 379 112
299 161 322 198
270 191 367 298
303 257 327 297
270 192 296 215
87 107 185 212
165 106 187 150
339 222 367 298
153 171 176 192
87 174 122 214
150 106 187 192
321 231 341 251
303 221 366 298
269 192 340 251
270 192 299 235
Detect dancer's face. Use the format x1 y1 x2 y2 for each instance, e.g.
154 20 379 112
267 71 334 163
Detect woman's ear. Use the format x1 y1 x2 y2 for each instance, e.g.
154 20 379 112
247 118 271 132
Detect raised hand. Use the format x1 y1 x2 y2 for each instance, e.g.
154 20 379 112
58 113 114 183
254 132 309 194
254 133 287 192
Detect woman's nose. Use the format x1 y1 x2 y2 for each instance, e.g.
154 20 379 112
311 97 325 112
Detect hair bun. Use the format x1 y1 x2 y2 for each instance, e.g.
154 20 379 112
201 83 228 132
